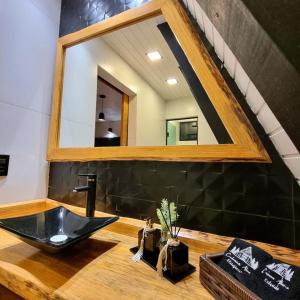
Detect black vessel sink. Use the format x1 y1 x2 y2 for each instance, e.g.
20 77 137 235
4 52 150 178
0 206 119 253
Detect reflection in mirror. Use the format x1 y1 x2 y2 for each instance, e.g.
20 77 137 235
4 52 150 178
59 15 232 148
166 118 198 145
94 78 124 147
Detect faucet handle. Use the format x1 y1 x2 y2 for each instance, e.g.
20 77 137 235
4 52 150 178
78 174 97 183
78 174 97 178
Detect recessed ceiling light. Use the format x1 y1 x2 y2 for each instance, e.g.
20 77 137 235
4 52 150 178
146 51 162 61
166 78 178 85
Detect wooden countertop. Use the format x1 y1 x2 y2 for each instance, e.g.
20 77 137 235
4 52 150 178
0 199 299 300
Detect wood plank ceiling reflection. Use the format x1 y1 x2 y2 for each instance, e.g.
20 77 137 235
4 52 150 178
102 16 192 101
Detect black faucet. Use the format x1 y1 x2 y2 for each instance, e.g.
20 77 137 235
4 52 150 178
73 174 97 217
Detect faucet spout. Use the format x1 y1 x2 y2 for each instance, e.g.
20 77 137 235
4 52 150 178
73 174 97 217
73 186 90 193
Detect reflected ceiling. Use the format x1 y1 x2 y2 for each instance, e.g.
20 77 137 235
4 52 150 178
103 16 192 100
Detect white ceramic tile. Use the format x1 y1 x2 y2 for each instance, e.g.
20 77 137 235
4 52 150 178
202 11 214 45
0 103 50 203
0 0 60 115
182 0 188 8
0 136 8 154
0 102 50 203
245 81 265 114
213 27 224 61
224 42 236 77
257 103 281 134
235 61 250 95
0 102 50 157
29 0 61 24
186 0 196 18
0 152 47 203
283 156 300 180
34 158 50 198
194 1 205 31
270 129 299 156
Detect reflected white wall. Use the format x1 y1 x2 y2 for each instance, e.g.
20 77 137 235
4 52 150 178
60 43 98 148
60 37 166 147
165 97 218 144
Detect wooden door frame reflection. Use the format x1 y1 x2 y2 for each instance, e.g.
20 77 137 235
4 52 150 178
97 77 129 147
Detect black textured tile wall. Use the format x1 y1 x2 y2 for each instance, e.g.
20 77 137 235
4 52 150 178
59 0 149 36
50 0 300 249
295 222 300 248
48 156 300 248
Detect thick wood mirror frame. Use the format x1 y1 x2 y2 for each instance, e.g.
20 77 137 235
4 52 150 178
48 0 270 162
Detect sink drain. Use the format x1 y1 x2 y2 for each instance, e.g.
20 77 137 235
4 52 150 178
50 234 68 243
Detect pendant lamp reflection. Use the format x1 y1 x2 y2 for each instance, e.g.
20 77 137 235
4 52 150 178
98 95 106 121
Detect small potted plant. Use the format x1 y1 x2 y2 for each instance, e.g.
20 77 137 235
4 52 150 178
156 199 191 277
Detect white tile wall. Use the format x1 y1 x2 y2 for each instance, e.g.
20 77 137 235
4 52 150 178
213 27 224 62
245 82 265 114
187 0 300 181
283 156 300 180
257 103 281 134
235 62 250 95
0 0 60 115
194 1 205 32
0 0 61 203
186 0 196 18
224 42 237 78
0 103 50 157
270 129 298 156
201 10 214 46
29 0 61 23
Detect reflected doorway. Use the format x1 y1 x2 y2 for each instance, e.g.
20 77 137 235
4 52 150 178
166 117 198 145
95 77 129 147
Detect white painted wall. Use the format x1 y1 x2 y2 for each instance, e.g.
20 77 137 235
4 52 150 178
60 42 98 148
165 97 218 144
60 37 166 147
134 87 166 146
0 0 61 203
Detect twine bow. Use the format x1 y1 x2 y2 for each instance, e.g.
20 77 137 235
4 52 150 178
156 238 180 276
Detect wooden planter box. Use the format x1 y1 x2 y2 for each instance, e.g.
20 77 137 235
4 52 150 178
199 252 261 300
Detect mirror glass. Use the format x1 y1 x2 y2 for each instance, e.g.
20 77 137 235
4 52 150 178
59 15 232 148
166 118 198 145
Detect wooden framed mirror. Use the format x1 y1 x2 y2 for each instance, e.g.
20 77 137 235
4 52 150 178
48 0 270 162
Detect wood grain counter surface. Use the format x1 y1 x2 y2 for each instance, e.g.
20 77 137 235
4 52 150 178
0 199 299 300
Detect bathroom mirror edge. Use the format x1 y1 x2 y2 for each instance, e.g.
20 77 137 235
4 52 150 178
47 0 271 163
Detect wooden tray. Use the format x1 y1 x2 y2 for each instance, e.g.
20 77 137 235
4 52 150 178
199 252 261 300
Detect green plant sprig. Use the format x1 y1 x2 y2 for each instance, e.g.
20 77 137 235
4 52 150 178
156 198 178 237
